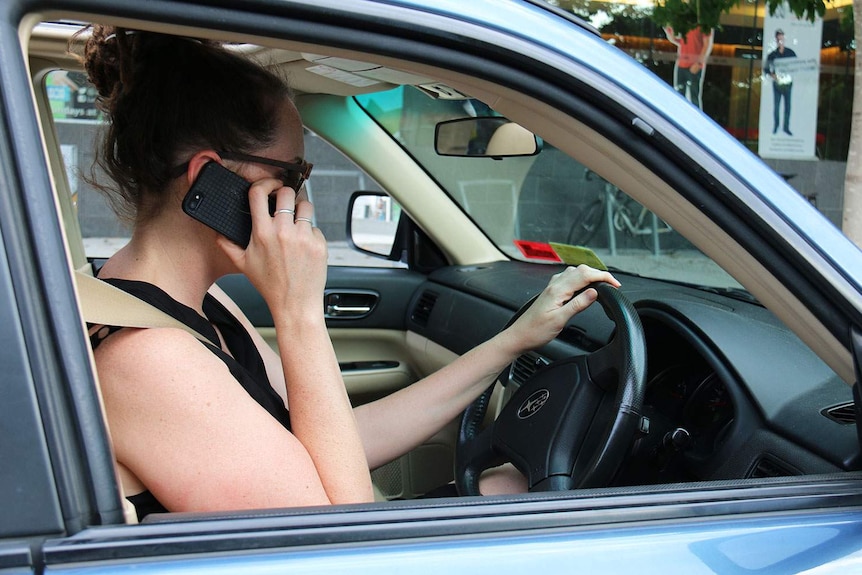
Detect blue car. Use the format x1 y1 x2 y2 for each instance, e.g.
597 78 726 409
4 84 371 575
4 0 862 572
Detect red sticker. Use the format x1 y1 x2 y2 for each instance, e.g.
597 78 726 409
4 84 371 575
513 240 562 262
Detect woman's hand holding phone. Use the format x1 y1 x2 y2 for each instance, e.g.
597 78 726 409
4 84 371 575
216 174 327 322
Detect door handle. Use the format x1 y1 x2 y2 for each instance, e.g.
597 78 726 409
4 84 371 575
328 304 372 316
324 289 379 319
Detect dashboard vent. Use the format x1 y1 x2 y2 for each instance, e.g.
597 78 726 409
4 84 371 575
748 456 799 478
411 290 438 326
510 352 550 388
822 402 857 425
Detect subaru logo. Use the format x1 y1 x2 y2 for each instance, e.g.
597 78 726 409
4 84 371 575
517 389 550 419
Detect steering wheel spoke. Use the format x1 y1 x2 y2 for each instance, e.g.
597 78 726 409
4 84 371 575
455 423 504 496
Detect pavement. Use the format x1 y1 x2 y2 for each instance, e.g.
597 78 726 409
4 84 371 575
595 249 741 288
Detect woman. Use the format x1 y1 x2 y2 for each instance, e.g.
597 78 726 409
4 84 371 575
80 25 620 519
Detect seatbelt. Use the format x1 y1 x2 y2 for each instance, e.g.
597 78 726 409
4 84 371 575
75 268 209 343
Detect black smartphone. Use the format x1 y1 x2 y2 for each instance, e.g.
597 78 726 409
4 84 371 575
182 161 253 248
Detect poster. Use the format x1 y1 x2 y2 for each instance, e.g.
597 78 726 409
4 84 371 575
758 3 823 159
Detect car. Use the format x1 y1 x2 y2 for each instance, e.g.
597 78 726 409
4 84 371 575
4 0 862 572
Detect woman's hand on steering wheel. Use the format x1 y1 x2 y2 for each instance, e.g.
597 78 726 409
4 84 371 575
503 265 620 353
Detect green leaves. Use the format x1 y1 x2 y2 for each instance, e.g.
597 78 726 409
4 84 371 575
652 0 739 35
766 0 828 22
650 0 832 35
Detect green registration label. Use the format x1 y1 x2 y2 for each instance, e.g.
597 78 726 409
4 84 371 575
549 243 607 271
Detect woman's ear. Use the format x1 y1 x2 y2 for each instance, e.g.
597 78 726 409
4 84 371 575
185 150 223 186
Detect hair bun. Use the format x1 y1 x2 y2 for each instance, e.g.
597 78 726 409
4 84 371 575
80 25 129 103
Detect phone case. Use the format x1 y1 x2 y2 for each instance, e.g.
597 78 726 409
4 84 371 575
182 162 253 247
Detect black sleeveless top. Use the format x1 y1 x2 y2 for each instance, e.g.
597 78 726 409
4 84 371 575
88 278 291 521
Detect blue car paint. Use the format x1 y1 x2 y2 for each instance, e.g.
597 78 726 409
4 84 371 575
50 510 862 574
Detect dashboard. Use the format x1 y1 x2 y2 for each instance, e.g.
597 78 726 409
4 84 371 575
416 261 858 487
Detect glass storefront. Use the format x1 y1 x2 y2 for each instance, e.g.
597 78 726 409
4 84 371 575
545 0 854 227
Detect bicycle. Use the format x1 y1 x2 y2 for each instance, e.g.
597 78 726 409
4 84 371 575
567 170 672 255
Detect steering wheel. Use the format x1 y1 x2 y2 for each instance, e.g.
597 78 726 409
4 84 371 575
455 283 647 495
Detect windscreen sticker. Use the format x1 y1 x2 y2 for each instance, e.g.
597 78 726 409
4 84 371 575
513 240 562 262
549 242 608 271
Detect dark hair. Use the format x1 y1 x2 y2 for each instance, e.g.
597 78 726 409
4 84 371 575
77 26 292 222
775 29 784 37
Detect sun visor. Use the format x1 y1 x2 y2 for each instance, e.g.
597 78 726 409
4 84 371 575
301 53 466 98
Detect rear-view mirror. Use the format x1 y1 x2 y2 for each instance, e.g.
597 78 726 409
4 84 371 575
435 117 539 158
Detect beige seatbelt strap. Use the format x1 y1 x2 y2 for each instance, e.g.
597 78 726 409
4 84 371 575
75 268 210 343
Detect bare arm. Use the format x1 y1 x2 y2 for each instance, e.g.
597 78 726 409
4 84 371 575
218 265 618 472
664 26 679 46
217 177 373 504
355 265 620 469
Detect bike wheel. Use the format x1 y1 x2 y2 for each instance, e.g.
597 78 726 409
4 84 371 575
567 199 604 245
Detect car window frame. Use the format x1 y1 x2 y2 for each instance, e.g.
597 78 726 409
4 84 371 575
7 0 862 565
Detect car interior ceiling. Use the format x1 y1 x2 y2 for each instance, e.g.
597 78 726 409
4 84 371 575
24 17 862 526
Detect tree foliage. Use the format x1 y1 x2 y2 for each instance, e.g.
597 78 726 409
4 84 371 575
650 0 834 35
652 0 738 35
767 0 829 22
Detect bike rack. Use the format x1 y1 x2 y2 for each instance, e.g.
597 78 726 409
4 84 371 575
604 186 664 257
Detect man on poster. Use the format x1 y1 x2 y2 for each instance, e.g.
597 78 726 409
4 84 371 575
766 29 797 136
758 2 822 160
665 26 714 109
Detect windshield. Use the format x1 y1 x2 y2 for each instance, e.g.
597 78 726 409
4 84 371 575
355 86 743 291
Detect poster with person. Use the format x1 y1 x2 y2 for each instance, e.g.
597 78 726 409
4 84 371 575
758 2 823 159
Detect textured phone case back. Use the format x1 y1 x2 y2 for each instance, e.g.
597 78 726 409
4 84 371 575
182 162 253 247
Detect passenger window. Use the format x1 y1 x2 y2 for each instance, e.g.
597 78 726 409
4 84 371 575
46 70 404 268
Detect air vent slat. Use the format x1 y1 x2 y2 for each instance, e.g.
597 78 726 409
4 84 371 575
509 352 549 387
822 402 856 425
411 290 438 327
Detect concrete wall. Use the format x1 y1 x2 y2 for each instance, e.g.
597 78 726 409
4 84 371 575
764 158 846 228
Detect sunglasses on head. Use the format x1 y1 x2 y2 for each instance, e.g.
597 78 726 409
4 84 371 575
171 151 314 192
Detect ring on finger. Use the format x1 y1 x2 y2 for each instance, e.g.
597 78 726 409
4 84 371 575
295 217 314 224
275 208 295 216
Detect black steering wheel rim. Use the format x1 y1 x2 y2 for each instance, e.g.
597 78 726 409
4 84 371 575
455 283 647 496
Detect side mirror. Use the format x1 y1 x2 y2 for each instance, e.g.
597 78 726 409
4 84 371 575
435 118 540 158
347 191 402 260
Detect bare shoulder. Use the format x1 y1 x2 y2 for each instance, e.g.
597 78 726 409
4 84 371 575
92 327 239 425
94 326 222 392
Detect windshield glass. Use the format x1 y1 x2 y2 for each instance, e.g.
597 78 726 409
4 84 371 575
355 86 743 291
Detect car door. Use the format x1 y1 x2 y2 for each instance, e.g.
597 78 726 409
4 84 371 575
10 1 862 574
